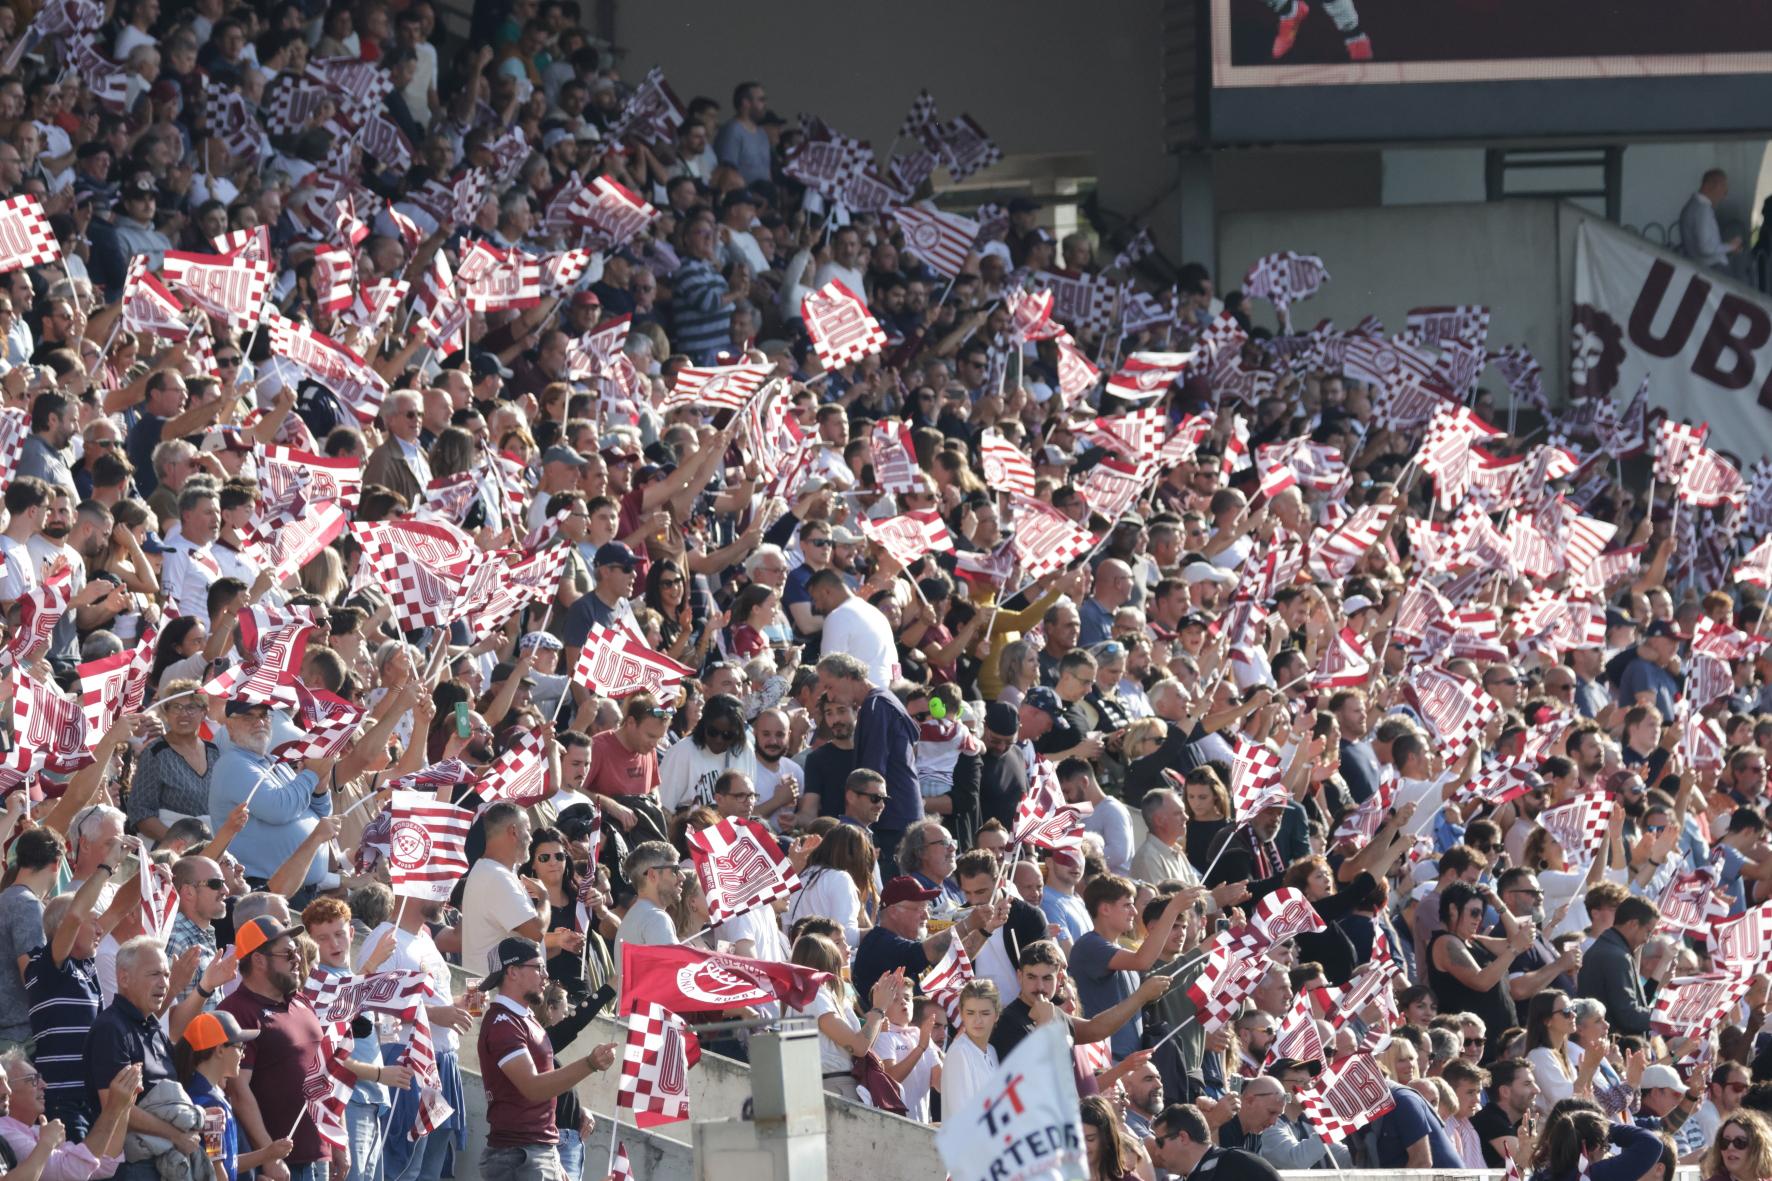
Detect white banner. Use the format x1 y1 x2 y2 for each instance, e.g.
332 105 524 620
1573 219 1772 460
935 1021 1086 1181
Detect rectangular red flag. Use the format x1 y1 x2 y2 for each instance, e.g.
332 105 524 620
572 625 697 700
476 729 550 806
664 362 772 411
617 941 829 1016
1301 1053 1395 1144
889 205 978 277
687 817 801 923
868 419 921 495
979 429 1036 496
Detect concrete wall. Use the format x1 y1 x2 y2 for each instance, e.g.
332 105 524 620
1218 198 1597 401
609 1 1179 247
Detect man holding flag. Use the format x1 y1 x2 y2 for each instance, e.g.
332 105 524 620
478 938 617 1181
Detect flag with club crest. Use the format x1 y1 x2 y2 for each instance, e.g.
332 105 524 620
1185 931 1269 1032
385 791 473 901
1104 351 1193 405
888 205 978 278
1300 1053 1395 1144
617 1002 700 1127
687 818 801 924
618 943 829 1017
1006 493 1095 581
160 250 272 328
573 626 697 700
1536 793 1616 873
1229 738 1288 822
978 429 1036 496
803 280 887 371
0 195 59 274
868 419 922 494
920 937 976 1024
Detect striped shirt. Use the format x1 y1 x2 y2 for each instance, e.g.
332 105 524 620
24 947 100 1112
669 258 732 364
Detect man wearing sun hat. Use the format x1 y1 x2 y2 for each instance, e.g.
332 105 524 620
218 916 330 1181
478 938 618 1181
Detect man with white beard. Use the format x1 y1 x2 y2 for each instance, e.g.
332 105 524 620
208 701 336 908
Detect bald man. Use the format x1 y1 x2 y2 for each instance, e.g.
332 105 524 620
1080 558 1133 646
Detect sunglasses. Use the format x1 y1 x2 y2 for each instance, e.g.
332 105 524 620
534 852 564 863
1724 1136 1753 1150
216 355 241 367
1464 1038 1485 1049
705 727 741 742
195 878 224 891
852 791 888 803
912 710 931 721
804 538 832 548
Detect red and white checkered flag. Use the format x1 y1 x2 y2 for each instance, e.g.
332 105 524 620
1185 930 1268 1032
1709 900 1772 972
1677 446 1747 508
0 195 59 273
1686 653 1734 712
4 568 71 670
688 817 801 924
573 626 697 701
476 729 550 807
610 1140 632 1181
10 668 90 774
1313 627 1374 689
299 1017 357 1150
1536 793 1616 872
605 67 685 147
1227 888 1326 956
924 113 1000 181
888 205 978 278
665 362 773 411
386 790 472 902
1079 457 1152 524
803 280 887 371
1403 305 1491 350
1649 970 1756 1040
1054 331 1101 406
1655 419 1709 485
568 176 660 249
160 249 272 328
121 255 193 339
1307 502 1396 582
1402 666 1501 767
1265 990 1325 1067
1242 252 1329 329
979 429 1036 496
1332 774 1395 845
1230 737 1288 822
1007 494 1095 581
350 519 486 631
858 510 954 570
1011 781 1087 853
1088 407 1169 467
1301 1053 1395 1145
919 937 975 1024
618 1001 701 1127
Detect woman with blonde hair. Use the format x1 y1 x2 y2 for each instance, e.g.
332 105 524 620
1706 1110 1772 1181
994 638 1039 708
787 933 900 1101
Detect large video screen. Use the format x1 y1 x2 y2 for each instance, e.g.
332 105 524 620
1208 0 1772 142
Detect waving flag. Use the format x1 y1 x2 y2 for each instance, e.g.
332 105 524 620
1404 305 1491 350
889 205 978 277
1230 738 1288 821
1185 931 1268 1031
617 1002 700 1127
618 942 828 1017
5 568 71 668
1402 666 1501 767
569 176 660 249
0 195 60 274
979 430 1036 496
1677 447 1747 508
1079 457 1151 523
1105 352 1193 404
476 729 550 807
386 791 472 902
868 419 922 494
264 311 389 423
606 67 685 146
1537 794 1616 873
1654 419 1709 485
1711 900 1772 971
1007 494 1095 581
1054 332 1101 405
920 938 976 1024
687 818 801 924
121 255 192 338
803 280 887 371
1226 888 1326 956
160 250 272 328
1650 971 1757 1040
312 245 354 314
573 626 696 701
1301 1054 1395 1144
1313 627 1374 689
10 669 89 773
1242 252 1329 329
351 519 486 631
1266 990 1326 1067
665 362 773 411
1659 864 1734 938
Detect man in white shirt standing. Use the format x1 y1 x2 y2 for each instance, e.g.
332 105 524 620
1679 168 1739 271
158 486 224 623
460 803 546 982
808 568 899 688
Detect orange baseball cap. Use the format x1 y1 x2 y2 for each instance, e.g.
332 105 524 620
234 915 304 961
182 1011 259 1051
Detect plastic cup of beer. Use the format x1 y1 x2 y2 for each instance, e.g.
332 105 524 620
202 1108 226 1160
465 982 485 1018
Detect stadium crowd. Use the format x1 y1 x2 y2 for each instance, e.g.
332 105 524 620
0 2 1759 1181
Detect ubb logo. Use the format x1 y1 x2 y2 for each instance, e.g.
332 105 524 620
389 820 431 870
673 959 770 1006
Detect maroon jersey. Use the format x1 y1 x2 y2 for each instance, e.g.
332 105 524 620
478 995 558 1147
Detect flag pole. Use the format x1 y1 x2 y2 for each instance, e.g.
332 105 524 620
604 1113 622 1179
1144 1015 1197 1053
1196 820 1247 885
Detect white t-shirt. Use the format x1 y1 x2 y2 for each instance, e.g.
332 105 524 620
784 866 862 950
875 1025 939 1121
798 984 860 1074
460 858 538 980
823 597 899 688
941 1035 999 1122
362 922 460 1055
0 536 38 603
658 737 760 813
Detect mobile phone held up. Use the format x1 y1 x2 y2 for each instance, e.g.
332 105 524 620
454 701 471 739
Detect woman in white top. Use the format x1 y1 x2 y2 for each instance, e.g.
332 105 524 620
939 979 1002 1124
1523 806 1628 941
783 824 875 949
788 932 896 1101
1523 989 1595 1112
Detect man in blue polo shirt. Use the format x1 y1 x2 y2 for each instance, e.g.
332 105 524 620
208 702 334 908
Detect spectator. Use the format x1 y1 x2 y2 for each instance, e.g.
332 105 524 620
460 804 546 982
